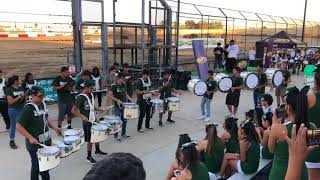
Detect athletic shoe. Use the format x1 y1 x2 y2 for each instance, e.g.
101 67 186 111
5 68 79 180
121 135 130 139
197 116 205 120
114 137 121 142
204 117 211 122
146 127 154 130
85 156 96 164
94 150 108 156
159 121 163 127
10 141 18 149
137 129 144 133
167 119 175 123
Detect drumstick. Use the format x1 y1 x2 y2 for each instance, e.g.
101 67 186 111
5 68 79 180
62 124 71 129
38 143 48 148
98 105 114 112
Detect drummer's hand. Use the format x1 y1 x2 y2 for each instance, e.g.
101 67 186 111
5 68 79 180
95 107 104 112
55 128 62 134
117 100 123 107
29 137 39 145
82 116 89 122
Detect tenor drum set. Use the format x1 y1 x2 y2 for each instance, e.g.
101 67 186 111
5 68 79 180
214 73 233 92
265 68 284 87
240 72 259 89
187 79 207 96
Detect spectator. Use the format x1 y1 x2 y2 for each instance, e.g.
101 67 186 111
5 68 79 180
256 112 274 159
261 94 274 114
226 40 239 73
214 42 224 70
220 117 239 154
248 48 256 67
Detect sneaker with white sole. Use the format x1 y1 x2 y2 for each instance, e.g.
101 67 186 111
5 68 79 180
85 156 96 164
197 116 205 120
204 117 211 122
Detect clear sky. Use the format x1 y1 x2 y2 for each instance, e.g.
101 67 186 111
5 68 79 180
0 0 319 24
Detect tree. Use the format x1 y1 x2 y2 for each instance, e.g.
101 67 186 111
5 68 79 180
197 21 209 29
209 21 223 29
184 20 196 29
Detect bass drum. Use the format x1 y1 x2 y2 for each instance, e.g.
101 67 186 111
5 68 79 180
187 79 207 96
265 68 284 87
240 72 259 89
214 73 232 93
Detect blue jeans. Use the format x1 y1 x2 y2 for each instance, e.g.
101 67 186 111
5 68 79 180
253 91 263 108
201 97 212 118
114 106 127 138
8 107 22 141
27 149 50 180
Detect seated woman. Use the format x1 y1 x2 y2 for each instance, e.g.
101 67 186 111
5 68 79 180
218 120 260 178
171 142 210 180
257 112 274 159
220 117 239 154
166 134 192 180
197 124 225 174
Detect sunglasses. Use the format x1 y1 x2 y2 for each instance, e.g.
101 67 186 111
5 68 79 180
240 119 251 128
180 141 197 150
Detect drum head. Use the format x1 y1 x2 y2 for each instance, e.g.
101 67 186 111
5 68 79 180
218 77 232 93
104 115 121 121
124 103 138 107
167 97 180 102
38 146 60 155
245 73 259 89
150 98 164 103
194 81 207 96
64 129 79 136
92 124 108 131
273 70 284 87
64 135 80 142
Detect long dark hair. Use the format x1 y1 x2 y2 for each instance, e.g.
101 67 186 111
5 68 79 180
295 90 310 129
263 112 273 127
241 120 260 143
205 125 218 155
314 71 320 90
6 75 19 88
176 134 191 166
24 72 33 83
254 108 264 128
225 117 238 139
92 67 100 77
181 144 199 169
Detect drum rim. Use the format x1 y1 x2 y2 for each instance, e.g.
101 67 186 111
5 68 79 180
38 146 60 155
272 70 284 87
243 72 259 89
193 80 207 96
218 76 232 93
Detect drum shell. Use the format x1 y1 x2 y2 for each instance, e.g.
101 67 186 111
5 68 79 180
167 97 180 112
265 68 284 87
240 72 259 90
151 99 164 114
90 125 109 143
214 73 232 93
53 141 73 158
99 120 122 135
64 136 81 152
124 103 139 119
37 147 61 172
73 128 85 146
187 79 207 96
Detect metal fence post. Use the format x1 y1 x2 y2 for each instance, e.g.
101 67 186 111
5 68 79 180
101 0 108 79
255 13 263 40
218 8 227 44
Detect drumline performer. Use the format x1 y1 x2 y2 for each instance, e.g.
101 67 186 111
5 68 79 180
103 66 117 114
275 63 291 107
71 79 107 164
122 63 134 98
16 86 61 180
107 73 133 142
75 70 91 93
197 70 218 122
158 69 181 126
22 72 37 102
253 64 268 108
52 66 75 130
0 69 10 130
225 67 243 116
136 69 156 133
91 67 103 107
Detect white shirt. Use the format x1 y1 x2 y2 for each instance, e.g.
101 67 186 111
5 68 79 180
227 44 239 58
263 106 274 114
248 50 256 61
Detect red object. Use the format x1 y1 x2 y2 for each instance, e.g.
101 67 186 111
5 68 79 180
18 34 28 38
0 34 8 38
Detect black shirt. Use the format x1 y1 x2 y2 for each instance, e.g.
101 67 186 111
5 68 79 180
214 47 224 60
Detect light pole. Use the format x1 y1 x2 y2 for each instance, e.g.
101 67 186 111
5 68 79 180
302 0 308 42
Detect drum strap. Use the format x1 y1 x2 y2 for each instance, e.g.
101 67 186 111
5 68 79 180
91 75 101 90
78 93 95 123
0 78 5 99
27 101 49 136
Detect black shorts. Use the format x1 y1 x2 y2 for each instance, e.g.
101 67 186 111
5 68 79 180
58 102 73 122
226 92 240 107
83 122 92 143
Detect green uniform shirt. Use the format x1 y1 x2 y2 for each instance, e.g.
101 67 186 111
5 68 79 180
5 86 25 109
306 94 320 163
262 145 274 159
111 83 127 108
51 76 74 104
75 78 85 92
225 131 240 153
158 78 173 99
135 78 151 103
203 78 217 100
254 73 267 94
231 75 243 94
17 103 51 150
269 122 308 180
75 93 93 119
189 162 210 180
202 138 225 173
240 141 260 174
123 72 134 97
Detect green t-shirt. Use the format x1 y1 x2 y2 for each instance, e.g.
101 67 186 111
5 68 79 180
135 78 151 103
189 162 210 180
5 86 25 109
51 75 74 104
202 138 225 173
231 75 243 94
255 73 267 94
75 93 93 119
204 78 217 100
111 83 127 108
17 103 51 150
158 78 173 99
282 70 291 87
240 141 260 174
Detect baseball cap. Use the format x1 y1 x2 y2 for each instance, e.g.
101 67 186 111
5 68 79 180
84 79 95 87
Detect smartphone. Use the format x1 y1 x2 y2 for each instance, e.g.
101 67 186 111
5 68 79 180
307 129 320 146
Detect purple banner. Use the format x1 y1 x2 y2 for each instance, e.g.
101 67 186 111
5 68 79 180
192 40 208 80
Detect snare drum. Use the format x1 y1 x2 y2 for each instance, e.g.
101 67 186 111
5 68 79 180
100 115 122 135
64 135 81 152
265 68 284 87
37 146 61 172
52 140 73 158
167 97 180 112
150 98 164 113
187 79 207 96
123 103 139 119
64 129 84 146
240 72 259 89
73 128 85 146
214 73 232 93
90 124 108 143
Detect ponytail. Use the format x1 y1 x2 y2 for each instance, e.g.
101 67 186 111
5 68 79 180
295 91 310 129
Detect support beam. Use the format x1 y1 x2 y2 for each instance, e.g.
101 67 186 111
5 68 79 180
101 0 109 79
71 0 83 73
